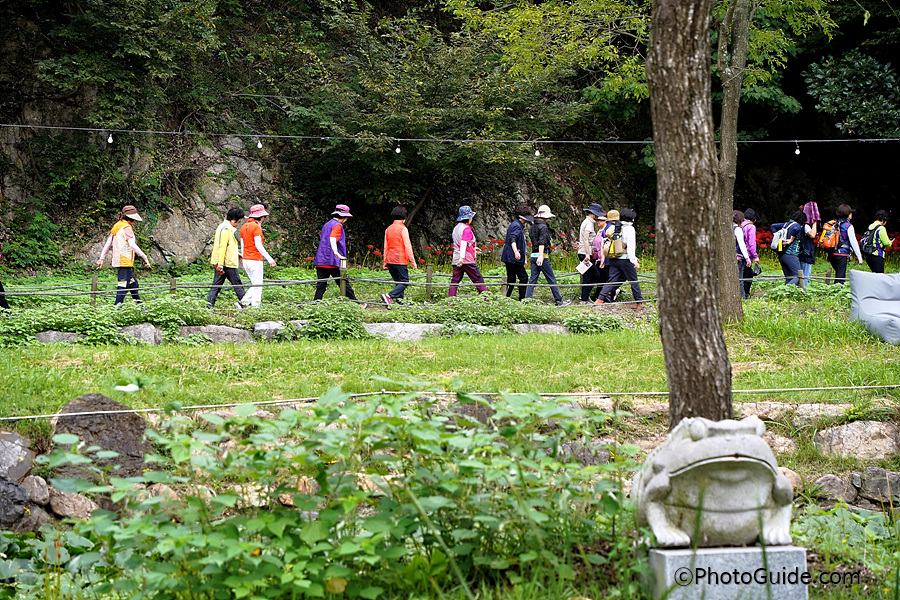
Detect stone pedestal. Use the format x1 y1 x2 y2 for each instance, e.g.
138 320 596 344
647 546 808 600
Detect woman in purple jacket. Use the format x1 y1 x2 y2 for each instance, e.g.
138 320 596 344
313 204 358 301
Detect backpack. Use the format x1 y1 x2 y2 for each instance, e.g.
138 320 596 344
819 219 840 250
603 222 627 258
860 225 880 255
771 221 793 253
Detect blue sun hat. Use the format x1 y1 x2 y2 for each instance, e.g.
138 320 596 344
583 203 605 218
457 206 476 221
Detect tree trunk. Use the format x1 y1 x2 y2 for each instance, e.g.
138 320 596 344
715 0 753 324
647 0 733 428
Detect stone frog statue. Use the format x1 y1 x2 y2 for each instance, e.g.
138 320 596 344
634 415 793 548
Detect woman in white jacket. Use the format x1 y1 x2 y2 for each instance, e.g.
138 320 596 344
595 208 644 309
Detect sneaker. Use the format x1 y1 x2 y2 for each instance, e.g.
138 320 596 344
578 300 592 305
555 300 571 307
629 303 644 310
381 293 393 306
233 302 245 311
594 299 605 304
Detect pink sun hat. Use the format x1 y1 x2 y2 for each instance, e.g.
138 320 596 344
332 204 353 217
248 204 269 218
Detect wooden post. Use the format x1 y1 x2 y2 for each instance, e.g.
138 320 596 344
825 265 833 284
426 266 433 301
170 277 177 297
798 269 806 288
91 275 98 307
339 258 347 297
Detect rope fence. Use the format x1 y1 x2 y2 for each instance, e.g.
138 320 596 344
1 384 896 422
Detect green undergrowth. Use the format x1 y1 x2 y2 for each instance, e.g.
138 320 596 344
0 390 645 600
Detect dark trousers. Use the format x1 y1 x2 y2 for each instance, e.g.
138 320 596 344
504 262 528 300
387 264 409 299
598 258 643 302
577 253 602 302
115 267 142 305
314 266 356 300
742 263 755 298
827 253 849 284
778 253 802 286
0 281 9 310
525 258 562 302
865 253 885 274
593 264 609 301
448 263 487 296
207 266 246 307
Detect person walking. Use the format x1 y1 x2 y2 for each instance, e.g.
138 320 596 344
578 203 605 304
381 206 417 305
239 204 276 308
448 206 488 297
313 204 359 301
501 206 533 301
733 210 752 297
825 204 863 284
770 211 805 286
595 208 644 308
97 205 151 305
525 204 568 306
207 207 248 309
739 208 760 298
862 210 893 274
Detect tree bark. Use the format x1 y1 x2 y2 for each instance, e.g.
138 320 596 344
715 0 754 324
647 0 733 428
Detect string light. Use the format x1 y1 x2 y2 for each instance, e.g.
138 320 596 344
256 138 263 149
107 133 113 144
794 142 800 155
395 144 401 154
534 145 541 157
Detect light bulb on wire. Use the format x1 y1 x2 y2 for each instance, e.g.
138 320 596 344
257 138 263 149
395 144 401 154
107 133 113 144
534 147 541 157
794 142 800 155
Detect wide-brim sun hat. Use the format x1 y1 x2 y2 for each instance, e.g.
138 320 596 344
606 209 620 221
122 205 142 221
535 205 555 218
332 204 353 217
248 204 269 218
583 203 605 217
457 205 476 221
521 214 534 223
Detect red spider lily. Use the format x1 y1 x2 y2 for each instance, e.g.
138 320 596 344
367 244 374 249
374 250 382 256
447 250 453 255
560 233 566 237
649 233 655 238
418 258 425 263
305 257 313 261
425 246 432 251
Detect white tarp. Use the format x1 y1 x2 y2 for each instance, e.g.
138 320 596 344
850 269 900 344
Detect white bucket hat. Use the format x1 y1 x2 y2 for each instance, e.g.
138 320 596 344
535 204 555 218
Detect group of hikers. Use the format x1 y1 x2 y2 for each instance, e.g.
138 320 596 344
95 201 646 308
759 202 893 290
93 200 892 309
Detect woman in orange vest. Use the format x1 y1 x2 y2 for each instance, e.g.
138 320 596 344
240 204 277 307
96 205 151 304
381 206 417 305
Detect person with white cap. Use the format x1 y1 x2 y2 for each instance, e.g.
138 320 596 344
578 203 605 304
313 204 359 301
448 205 488 297
97 204 151 305
208 207 248 309
525 204 568 306
239 203 276 308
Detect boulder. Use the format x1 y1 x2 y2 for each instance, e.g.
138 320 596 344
288 320 309 330
555 441 611 466
20 476 49 506
763 431 798 455
512 324 569 335
634 403 668 418
0 474 29 527
11 504 50 534
48 487 99 521
253 321 285 340
35 331 84 344
813 421 900 460
178 325 253 343
148 483 182 502
0 433 34 481
53 393 152 479
854 467 900 506
814 474 857 504
363 323 442 341
119 323 164 345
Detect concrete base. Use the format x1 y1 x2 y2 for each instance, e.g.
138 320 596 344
647 546 808 600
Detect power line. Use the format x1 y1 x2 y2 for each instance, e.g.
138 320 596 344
2 122 899 147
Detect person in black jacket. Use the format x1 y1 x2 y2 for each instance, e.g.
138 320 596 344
524 205 569 306
501 206 533 300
